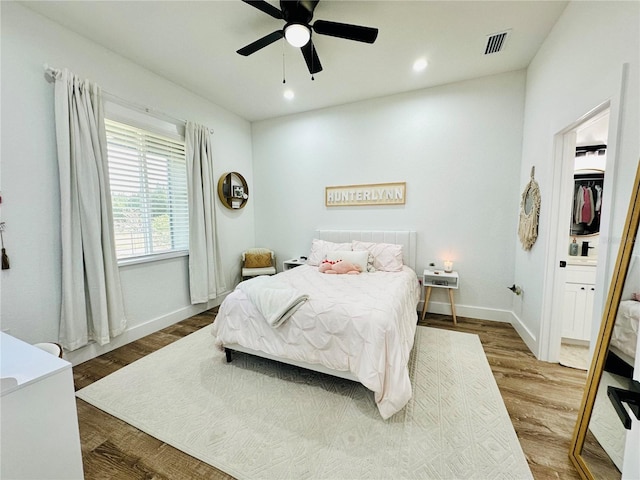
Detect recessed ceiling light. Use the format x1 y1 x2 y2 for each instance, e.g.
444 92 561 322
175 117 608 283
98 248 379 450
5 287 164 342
413 58 428 72
283 89 295 100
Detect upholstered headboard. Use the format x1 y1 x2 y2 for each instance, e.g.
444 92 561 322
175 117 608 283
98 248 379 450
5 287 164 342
316 230 417 272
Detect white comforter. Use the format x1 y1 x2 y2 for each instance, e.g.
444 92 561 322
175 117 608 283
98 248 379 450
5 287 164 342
212 264 421 419
611 299 640 361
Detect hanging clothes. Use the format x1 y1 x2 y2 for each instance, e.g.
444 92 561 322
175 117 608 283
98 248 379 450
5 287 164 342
572 173 604 234
582 185 595 225
594 184 603 212
574 185 585 224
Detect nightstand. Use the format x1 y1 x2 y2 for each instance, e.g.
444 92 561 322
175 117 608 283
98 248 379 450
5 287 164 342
420 269 459 324
283 258 306 270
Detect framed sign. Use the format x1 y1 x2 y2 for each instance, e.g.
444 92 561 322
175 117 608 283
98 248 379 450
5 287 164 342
325 182 406 207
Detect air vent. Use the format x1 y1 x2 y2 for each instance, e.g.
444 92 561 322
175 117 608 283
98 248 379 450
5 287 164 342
484 30 510 55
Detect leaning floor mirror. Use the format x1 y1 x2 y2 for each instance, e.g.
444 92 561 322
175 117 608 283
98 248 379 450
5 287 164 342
569 161 640 479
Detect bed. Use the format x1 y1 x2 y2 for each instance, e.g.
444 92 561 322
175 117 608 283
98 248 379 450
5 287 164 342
610 301 639 366
609 254 640 369
212 230 420 419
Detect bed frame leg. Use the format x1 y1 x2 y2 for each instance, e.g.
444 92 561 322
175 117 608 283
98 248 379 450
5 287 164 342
225 348 232 363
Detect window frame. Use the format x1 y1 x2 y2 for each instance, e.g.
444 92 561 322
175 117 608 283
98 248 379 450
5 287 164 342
104 101 189 265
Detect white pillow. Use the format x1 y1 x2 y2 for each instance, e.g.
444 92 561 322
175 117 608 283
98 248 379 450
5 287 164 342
325 250 369 273
352 240 404 272
306 239 352 266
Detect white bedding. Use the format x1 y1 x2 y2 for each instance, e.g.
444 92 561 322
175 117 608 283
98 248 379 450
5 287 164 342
212 264 421 419
610 299 640 362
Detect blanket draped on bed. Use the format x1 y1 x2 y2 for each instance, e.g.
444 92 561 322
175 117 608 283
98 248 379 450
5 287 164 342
237 276 309 328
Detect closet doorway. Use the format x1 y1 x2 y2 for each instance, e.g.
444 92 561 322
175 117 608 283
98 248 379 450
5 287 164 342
545 104 612 368
560 112 609 369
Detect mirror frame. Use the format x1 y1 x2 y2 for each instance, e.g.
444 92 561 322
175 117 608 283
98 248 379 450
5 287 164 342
569 161 640 478
217 172 249 210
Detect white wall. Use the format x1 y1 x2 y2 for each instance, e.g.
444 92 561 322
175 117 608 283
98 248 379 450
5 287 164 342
515 1 639 357
5 1 634 365
0 3 255 361
252 71 526 321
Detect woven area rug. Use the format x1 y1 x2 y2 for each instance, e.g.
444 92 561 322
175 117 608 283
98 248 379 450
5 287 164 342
77 325 532 479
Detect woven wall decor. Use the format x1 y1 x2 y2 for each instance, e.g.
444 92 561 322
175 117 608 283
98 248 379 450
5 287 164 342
518 166 541 251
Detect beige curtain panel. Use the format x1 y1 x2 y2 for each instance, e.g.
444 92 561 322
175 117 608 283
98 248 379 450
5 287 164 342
186 122 226 304
53 68 126 351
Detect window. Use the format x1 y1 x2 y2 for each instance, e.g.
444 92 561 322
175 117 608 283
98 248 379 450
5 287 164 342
105 118 188 261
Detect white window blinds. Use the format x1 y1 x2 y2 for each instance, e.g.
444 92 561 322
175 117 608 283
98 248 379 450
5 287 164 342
105 119 188 260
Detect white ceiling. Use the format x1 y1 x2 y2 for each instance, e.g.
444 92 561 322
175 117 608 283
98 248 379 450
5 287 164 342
23 0 568 122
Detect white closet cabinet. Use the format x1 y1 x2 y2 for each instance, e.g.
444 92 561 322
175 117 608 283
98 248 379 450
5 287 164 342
562 265 596 341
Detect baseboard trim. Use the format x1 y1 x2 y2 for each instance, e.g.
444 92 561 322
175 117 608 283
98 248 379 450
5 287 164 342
419 301 539 357
69 297 539 366
65 293 229 366
419 300 513 323
507 311 538 357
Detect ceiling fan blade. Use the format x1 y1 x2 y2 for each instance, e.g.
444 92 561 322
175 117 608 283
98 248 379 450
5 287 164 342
237 30 284 56
313 20 378 44
300 40 322 74
242 0 283 20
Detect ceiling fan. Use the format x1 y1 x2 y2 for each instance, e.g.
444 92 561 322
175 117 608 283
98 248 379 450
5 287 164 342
237 0 379 75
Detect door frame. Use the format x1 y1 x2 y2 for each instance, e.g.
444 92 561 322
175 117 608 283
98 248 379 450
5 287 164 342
539 101 617 362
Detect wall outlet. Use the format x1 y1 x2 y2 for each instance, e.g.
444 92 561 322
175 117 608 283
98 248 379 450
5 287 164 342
508 284 523 296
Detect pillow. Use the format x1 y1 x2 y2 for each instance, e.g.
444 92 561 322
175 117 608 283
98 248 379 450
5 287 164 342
352 240 404 272
306 239 352 266
325 250 369 273
244 251 272 268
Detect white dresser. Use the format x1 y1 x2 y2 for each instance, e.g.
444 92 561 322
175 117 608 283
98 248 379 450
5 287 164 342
1 333 84 479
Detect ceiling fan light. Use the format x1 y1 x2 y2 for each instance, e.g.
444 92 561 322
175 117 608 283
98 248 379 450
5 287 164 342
285 24 311 48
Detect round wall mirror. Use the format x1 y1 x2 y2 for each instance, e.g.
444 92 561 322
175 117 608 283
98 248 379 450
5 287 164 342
217 172 248 210
524 188 535 215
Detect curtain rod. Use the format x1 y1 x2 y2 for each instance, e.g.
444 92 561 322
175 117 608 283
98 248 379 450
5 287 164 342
43 64 214 134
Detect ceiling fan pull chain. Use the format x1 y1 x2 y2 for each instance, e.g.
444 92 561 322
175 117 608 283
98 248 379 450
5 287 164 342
282 40 286 84
311 42 315 81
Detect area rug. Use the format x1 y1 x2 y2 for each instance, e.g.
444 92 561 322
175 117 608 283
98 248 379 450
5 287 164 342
76 325 532 479
559 342 591 371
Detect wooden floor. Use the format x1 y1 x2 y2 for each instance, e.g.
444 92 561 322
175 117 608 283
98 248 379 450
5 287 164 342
73 311 587 480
